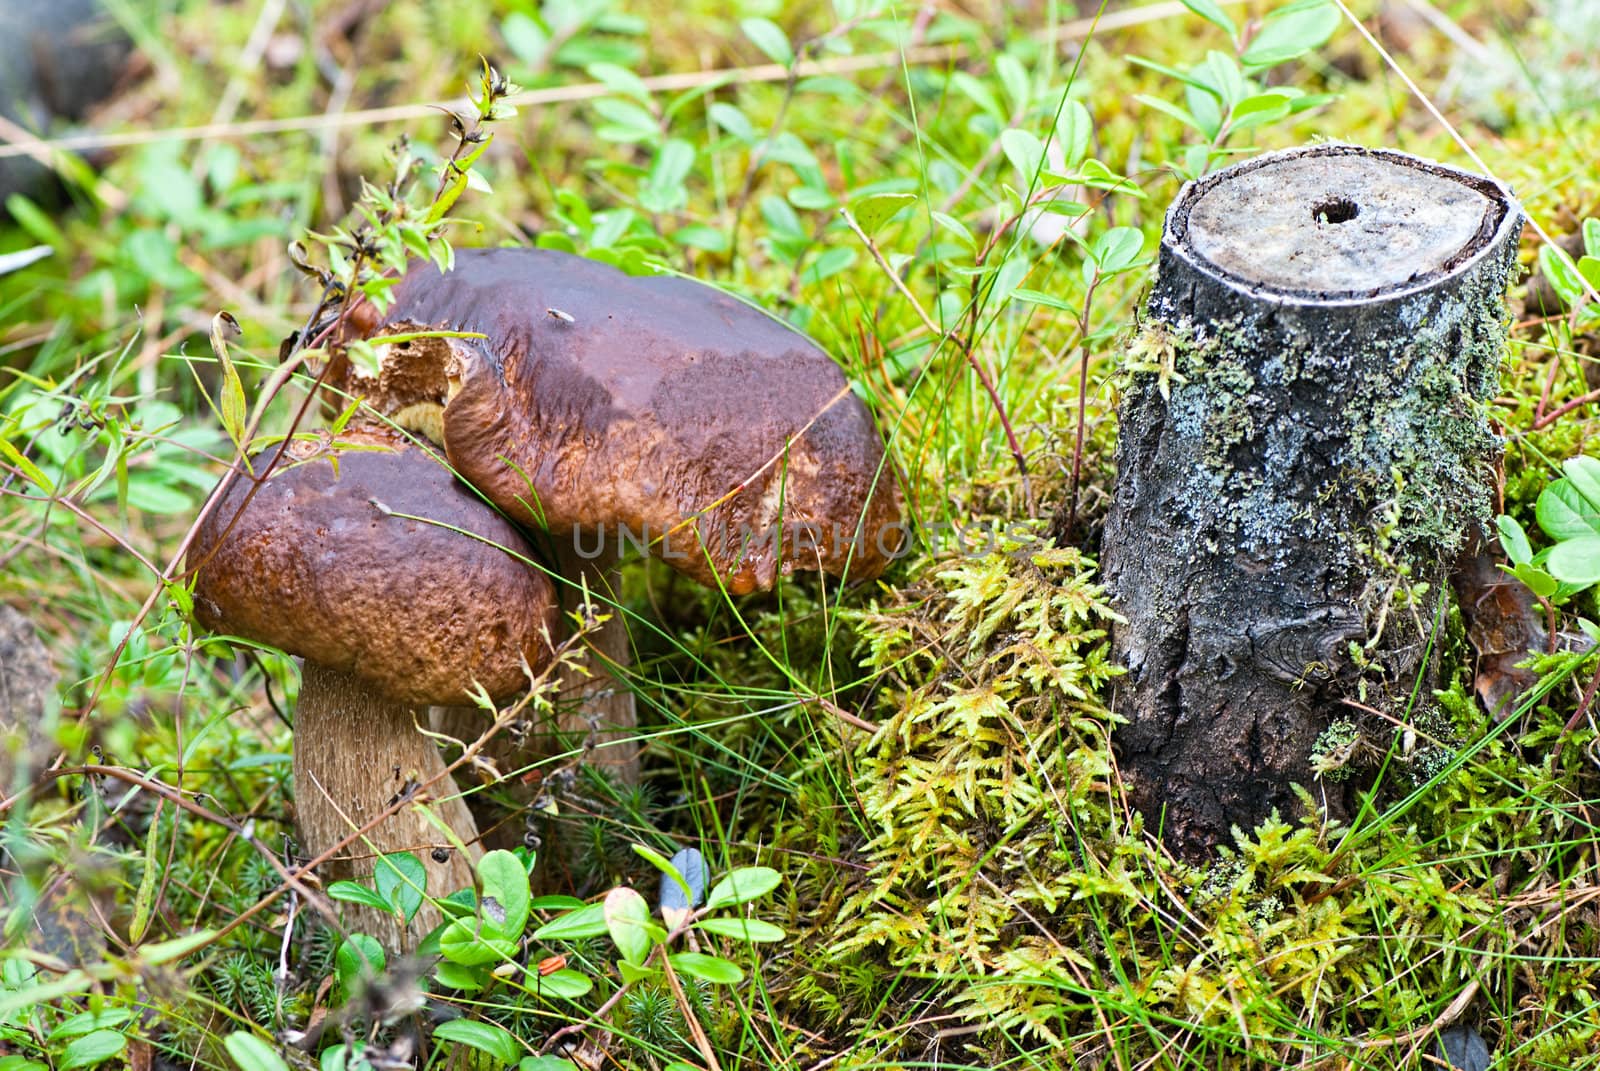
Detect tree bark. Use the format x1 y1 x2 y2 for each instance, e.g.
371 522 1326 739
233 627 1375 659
1101 145 1523 858
295 661 482 950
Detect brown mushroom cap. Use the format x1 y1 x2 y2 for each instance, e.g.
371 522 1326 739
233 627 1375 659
351 249 905 594
190 434 558 706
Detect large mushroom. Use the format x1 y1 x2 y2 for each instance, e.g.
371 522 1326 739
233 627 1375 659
189 430 558 947
337 248 905 780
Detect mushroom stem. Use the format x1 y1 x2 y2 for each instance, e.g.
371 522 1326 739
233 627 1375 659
294 661 483 951
552 541 639 783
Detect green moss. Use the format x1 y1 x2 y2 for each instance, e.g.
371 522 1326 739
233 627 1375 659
820 524 1126 1040
778 506 1600 1062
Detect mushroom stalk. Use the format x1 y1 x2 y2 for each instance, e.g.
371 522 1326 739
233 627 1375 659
295 661 482 950
551 541 638 782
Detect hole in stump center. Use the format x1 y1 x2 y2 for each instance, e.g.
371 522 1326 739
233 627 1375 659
1312 197 1360 225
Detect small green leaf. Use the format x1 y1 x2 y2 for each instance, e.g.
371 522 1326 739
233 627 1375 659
741 17 793 65
4 194 67 248
1563 456 1600 512
319 1043 354 1071
532 901 609 941
643 138 696 213
1586 218 1600 259
1091 226 1145 275
335 935 385 994
604 887 657 965
1547 537 1600 586
1134 94 1203 134
1000 129 1045 182
1513 562 1559 599
708 102 754 141
439 919 518 967
223 1033 291 1071
1539 244 1586 306
1241 1 1341 68
1182 0 1237 39
995 52 1030 114
0 436 53 494
129 805 164 943
705 866 782 909
433 1019 522 1067
929 210 976 249
618 959 661 984
1497 515 1533 566
1537 479 1600 541
1054 101 1093 173
0 1057 47 1071
519 1058 579 1071
1228 92 1294 130
374 852 426 925
591 98 659 144
140 929 216 964
1011 287 1078 313
60 1031 127 1071
327 881 391 912
630 845 694 909
1578 255 1600 294
850 192 916 236
801 246 856 285
1193 50 1245 108
478 849 532 939
948 71 1002 121
432 960 489 992
217 354 247 449
586 62 652 104
669 951 744 984
534 968 594 1000
49 1009 135 1041
694 916 786 942
0 968 91 1022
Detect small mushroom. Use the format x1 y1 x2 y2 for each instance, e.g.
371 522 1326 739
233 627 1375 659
189 430 557 947
342 249 906 780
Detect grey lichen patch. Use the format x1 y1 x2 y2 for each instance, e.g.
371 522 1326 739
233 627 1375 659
1122 260 1509 571
1311 717 1362 782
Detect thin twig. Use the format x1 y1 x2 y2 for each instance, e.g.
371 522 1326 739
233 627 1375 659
0 2 1231 163
1533 387 1600 430
1554 651 1600 760
1353 979 1480 1051
41 764 335 923
660 950 723 1071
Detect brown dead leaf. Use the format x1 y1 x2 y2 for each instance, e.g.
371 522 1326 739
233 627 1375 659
1452 538 1547 720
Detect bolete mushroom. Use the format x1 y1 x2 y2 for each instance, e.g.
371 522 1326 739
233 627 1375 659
189 430 558 947
338 248 905 780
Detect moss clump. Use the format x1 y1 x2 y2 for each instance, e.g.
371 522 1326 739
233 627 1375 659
777 519 1600 1064
830 524 1125 1041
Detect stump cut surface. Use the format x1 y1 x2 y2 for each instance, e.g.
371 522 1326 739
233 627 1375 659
1176 146 1507 298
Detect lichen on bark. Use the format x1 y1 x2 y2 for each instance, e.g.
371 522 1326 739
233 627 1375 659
1101 145 1523 857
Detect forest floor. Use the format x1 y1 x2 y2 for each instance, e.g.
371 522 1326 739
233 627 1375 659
3 0 1600 1068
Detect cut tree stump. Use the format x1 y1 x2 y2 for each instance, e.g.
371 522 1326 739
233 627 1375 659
1100 145 1523 858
